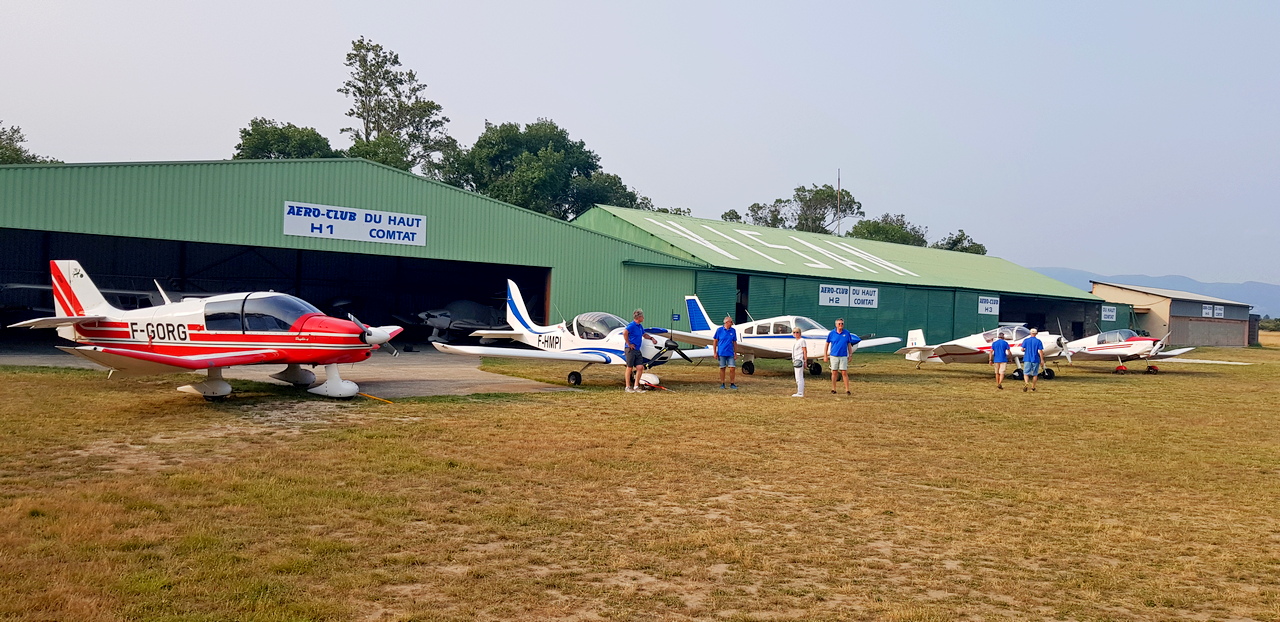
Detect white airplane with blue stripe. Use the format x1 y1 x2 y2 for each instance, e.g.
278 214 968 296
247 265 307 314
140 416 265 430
432 280 711 386
667 296 901 376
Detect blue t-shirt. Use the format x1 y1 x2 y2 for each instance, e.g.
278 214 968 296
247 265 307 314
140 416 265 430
625 321 645 349
1021 335 1044 363
826 329 859 356
713 326 737 357
990 339 1010 363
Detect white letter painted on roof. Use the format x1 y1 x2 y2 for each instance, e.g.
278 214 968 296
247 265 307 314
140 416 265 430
735 230 832 269
644 218 738 260
701 226 784 264
789 237 874 273
825 240 919 277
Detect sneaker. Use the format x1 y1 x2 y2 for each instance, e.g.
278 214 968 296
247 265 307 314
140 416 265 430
846 391 851 396
791 393 803 398
729 384 738 390
720 383 726 389
1022 385 1028 392
997 384 1003 390
831 390 837 394
625 387 634 393
1032 387 1037 392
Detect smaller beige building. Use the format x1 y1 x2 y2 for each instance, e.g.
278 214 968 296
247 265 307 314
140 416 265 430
1091 281 1252 347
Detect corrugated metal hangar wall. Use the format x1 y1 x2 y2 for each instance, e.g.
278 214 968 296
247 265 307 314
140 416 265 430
0 160 699 341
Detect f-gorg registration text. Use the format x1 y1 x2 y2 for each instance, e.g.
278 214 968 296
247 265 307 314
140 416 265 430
282 201 426 246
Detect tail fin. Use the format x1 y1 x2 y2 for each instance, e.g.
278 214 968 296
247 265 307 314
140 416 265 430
503 279 551 334
50 260 112 316
685 295 714 333
905 329 927 348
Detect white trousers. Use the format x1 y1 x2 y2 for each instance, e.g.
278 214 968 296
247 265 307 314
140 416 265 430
793 365 805 395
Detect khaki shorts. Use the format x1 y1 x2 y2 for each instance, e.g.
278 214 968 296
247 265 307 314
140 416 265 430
829 355 849 371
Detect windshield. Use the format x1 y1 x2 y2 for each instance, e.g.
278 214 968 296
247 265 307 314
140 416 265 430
243 294 322 331
573 312 626 340
1099 329 1137 344
794 317 824 332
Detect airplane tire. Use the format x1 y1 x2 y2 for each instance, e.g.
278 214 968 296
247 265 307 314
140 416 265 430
809 362 823 376
1146 366 1159 375
1010 369 1024 381
1043 368 1055 380
203 395 229 402
567 371 582 386
742 361 755 375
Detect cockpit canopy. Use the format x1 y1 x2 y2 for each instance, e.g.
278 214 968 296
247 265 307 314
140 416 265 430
204 293 323 332
571 312 626 340
743 316 825 335
982 326 1030 343
1097 329 1137 344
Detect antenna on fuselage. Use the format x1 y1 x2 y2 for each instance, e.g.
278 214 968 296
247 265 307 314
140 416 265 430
154 280 172 305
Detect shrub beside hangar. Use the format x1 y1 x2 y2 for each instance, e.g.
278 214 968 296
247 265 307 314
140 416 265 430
0 159 703 339
574 206 1129 349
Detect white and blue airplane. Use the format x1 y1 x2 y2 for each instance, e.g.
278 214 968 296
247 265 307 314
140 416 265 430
432 280 710 386
667 296 901 376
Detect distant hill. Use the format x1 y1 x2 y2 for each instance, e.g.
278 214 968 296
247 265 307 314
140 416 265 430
1031 268 1280 318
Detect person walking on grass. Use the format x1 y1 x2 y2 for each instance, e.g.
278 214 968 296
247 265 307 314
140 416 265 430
989 329 1011 390
1020 327 1046 392
713 316 739 389
824 318 860 395
791 327 808 397
624 309 662 393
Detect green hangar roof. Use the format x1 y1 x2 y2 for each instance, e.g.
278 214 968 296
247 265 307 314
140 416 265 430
574 205 1097 301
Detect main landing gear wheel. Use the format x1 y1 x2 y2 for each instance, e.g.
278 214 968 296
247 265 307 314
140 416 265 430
1113 365 1128 375
808 362 823 376
567 371 582 386
741 360 755 375
1043 367 1056 380
1010 368 1024 381
1145 365 1160 375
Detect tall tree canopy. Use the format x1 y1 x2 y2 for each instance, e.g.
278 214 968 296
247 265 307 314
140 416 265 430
338 36 453 176
930 229 987 255
233 118 340 160
726 184 863 233
846 213 929 246
441 119 664 220
0 122 60 164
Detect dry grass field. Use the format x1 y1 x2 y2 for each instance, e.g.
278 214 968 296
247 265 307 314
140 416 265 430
2 339 1279 621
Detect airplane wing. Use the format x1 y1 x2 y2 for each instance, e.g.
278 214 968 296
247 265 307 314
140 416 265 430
57 346 284 377
1151 347 1195 359
433 342 616 364
665 330 786 358
9 315 109 329
853 336 902 349
932 343 983 357
469 329 526 339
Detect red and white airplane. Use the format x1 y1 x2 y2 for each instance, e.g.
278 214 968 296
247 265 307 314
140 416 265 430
896 325 1068 379
9 260 402 399
1060 329 1193 374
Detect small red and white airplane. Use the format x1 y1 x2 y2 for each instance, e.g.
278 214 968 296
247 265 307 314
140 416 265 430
1060 329 1193 374
9 260 402 399
896 325 1067 379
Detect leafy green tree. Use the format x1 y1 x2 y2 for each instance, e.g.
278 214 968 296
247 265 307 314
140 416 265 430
233 118 340 160
845 214 928 246
347 134 413 171
738 184 863 233
442 119 660 220
720 209 743 223
338 36 453 176
930 229 987 255
0 122 60 164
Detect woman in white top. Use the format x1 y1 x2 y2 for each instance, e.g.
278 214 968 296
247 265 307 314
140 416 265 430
791 327 808 397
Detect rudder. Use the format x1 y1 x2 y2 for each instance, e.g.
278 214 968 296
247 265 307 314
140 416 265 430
50 260 111 316
685 296 713 333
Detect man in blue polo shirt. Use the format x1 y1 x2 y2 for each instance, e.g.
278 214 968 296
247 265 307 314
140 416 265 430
713 316 738 389
1020 327 1045 392
824 318 860 395
988 328 1011 390
624 309 663 393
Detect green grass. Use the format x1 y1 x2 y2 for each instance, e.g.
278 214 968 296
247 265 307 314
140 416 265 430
1 343 1279 620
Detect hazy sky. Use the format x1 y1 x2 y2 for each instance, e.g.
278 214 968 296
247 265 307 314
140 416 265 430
4 1 1277 284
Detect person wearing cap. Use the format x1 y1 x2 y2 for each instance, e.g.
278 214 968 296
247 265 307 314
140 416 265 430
1020 327 1046 392
624 309 663 393
988 328 1012 390
790 327 808 397
713 316 739 389
823 318 861 395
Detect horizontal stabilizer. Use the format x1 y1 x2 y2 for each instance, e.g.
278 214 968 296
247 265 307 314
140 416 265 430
8 315 108 329
894 346 934 355
470 329 526 339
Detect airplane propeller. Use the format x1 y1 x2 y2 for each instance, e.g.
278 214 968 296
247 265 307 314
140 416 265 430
348 313 400 355
1057 318 1073 365
652 339 693 364
1149 332 1171 359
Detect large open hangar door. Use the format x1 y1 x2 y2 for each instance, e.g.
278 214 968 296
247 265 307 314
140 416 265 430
998 296 1098 340
0 228 549 344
